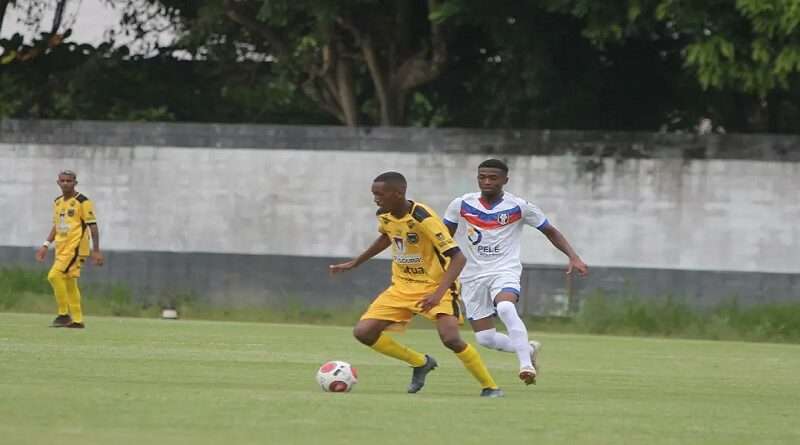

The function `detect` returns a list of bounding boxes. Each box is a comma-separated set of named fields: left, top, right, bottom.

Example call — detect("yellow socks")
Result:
left=371, top=336, right=498, bottom=390
left=456, top=344, right=499, bottom=389
left=46, top=269, right=83, bottom=323
left=371, top=334, right=427, bottom=367
left=46, top=268, right=69, bottom=316
left=65, top=277, right=83, bottom=324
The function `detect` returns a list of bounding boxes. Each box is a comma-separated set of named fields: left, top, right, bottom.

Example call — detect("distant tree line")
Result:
left=2, top=0, right=800, bottom=133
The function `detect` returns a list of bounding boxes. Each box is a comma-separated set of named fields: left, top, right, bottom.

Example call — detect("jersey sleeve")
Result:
left=521, top=199, right=548, bottom=230
left=82, top=199, right=97, bottom=224
left=442, top=198, right=461, bottom=228
left=420, top=214, right=460, bottom=253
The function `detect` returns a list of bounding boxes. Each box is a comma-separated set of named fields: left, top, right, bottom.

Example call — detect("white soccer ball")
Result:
left=316, top=360, right=358, bottom=392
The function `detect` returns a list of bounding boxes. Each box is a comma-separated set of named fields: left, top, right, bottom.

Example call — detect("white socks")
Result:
left=496, top=301, right=534, bottom=369
left=475, top=328, right=515, bottom=352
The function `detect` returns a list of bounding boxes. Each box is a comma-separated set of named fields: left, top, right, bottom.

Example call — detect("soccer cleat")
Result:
left=49, top=314, right=72, bottom=328
left=519, top=366, right=537, bottom=385
left=480, top=388, right=505, bottom=398
left=407, top=355, right=437, bottom=393
left=64, top=321, right=85, bottom=329
left=529, top=339, right=542, bottom=372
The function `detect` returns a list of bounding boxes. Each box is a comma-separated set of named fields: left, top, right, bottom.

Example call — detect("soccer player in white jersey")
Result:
left=443, top=159, right=588, bottom=385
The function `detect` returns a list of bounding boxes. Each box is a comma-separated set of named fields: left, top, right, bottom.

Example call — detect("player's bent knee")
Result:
left=352, top=325, right=378, bottom=346
left=495, top=300, right=516, bottom=317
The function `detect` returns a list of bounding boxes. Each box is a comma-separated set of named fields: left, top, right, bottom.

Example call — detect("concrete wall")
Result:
left=1, top=119, right=798, bottom=311
left=2, top=246, right=797, bottom=315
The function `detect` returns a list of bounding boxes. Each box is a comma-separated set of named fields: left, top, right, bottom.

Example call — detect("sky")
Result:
left=1, top=0, right=175, bottom=52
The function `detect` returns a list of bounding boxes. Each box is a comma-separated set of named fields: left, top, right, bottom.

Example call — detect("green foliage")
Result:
left=574, top=293, right=800, bottom=342
left=0, top=34, right=331, bottom=124
left=3, top=267, right=799, bottom=343
left=5, top=0, right=800, bottom=132
left=712, top=299, right=800, bottom=341
left=0, top=267, right=51, bottom=309
left=548, top=0, right=800, bottom=131
left=428, top=0, right=465, bottom=24
left=431, top=0, right=691, bottom=130
left=576, top=294, right=705, bottom=336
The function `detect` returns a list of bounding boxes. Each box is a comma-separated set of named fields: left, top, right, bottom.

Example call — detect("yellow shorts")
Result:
left=53, top=253, right=86, bottom=278
left=360, top=283, right=464, bottom=329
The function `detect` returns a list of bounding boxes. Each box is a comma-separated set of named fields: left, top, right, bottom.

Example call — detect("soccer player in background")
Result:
left=329, top=172, right=505, bottom=397
left=36, top=170, right=104, bottom=328
left=443, top=159, right=588, bottom=385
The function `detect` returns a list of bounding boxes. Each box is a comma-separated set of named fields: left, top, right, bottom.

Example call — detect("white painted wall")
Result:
left=2, top=143, right=798, bottom=273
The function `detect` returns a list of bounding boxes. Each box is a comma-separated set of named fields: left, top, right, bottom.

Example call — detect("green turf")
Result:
left=1, top=313, right=798, bottom=445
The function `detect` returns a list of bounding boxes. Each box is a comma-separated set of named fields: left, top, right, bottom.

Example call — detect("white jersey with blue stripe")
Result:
left=443, top=191, right=548, bottom=280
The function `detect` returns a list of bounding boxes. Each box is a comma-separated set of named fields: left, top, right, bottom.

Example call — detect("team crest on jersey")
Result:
left=67, top=209, right=75, bottom=217
left=393, top=237, right=405, bottom=253
left=467, top=226, right=483, bottom=245
left=406, top=232, right=419, bottom=244
left=498, top=213, right=509, bottom=225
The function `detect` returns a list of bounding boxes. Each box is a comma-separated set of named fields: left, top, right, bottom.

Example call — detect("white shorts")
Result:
left=460, top=274, right=521, bottom=321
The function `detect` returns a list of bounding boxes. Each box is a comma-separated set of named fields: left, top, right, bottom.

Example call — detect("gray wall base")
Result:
left=2, top=246, right=796, bottom=315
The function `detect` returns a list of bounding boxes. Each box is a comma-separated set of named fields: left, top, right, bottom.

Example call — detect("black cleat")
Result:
left=480, top=388, right=505, bottom=398
left=64, top=321, right=85, bottom=329
left=407, top=355, right=437, bottom=394
left=50, top=314, right=72, bottom=328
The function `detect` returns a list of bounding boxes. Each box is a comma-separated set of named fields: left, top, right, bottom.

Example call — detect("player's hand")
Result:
left=329, top=260, right=358, bottom=276
left=416, top=293, right=444, bottom=313
left=92, top=251, right=104, bottom=267
left=566, top=257, right=588, bottom=276
left=35, top=247, right=47, bottom=261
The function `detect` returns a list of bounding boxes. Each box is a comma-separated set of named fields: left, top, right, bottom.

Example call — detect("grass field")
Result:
left=1, top=312, right=799, bottom=445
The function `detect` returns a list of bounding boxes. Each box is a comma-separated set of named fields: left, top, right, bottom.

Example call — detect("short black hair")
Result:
left=478, top=159, right=508, bottom=174
left=373, top=171, right=407, bottom=188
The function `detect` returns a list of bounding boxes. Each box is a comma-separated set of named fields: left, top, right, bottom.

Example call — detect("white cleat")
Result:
left=519, top=366, right=537, bottom=385
left=529, top=339, right=542, bottom=372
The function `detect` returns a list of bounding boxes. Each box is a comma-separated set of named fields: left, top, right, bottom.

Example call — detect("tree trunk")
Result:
left=228, top=0, right=447, bottom=127
left=340, top=0, right=446, bottom=127
left=335, top=58, right=359, bottom=126
left=0, top=0, right=10, bottom=37
left=51, top=0, right=69, bottom=35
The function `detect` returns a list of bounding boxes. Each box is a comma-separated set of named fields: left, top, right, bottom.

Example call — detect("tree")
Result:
left=140, top=0, right=457, bottom=127
left=542, top=0, right=800, bottom=132
left=0, top=0, right=69, bottom=40
left=411, top=0, right=692, bottom=131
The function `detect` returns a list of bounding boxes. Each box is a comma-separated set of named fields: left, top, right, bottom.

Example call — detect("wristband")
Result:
left=42, top=240, right=51, bottom=248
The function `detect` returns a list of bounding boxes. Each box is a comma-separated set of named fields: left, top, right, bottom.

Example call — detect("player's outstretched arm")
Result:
left=540, top=224, right=588, bottom=276
left=329, top=234, right=392, bottom=276
left=35, top=226, right=56, bottom=261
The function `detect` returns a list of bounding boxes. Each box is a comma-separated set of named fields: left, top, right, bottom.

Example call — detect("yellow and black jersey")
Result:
left=377, top=201, right=461, bottom=292
left=53, top=193, right=96, bottom=257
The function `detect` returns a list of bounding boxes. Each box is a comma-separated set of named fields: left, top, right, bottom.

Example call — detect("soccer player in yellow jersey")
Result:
left=330, top=172, right=504, bottom=397
left=35, top=170, right=104, bottom=328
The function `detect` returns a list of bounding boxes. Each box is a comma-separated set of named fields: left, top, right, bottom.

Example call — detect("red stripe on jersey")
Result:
left=461, top=210, right=522, bottom=229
